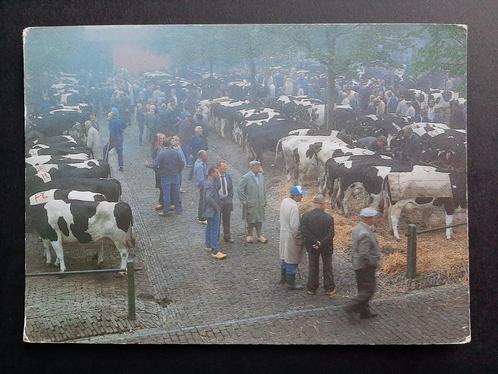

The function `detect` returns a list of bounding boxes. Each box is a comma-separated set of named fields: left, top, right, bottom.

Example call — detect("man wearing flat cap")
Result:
left=237, top=160, right=268, bottom=244
left=279, top=185, right=305, bottom=290
left=344, top=207, right=381, bottom=319
left=300, top=194, right=336, bottom=296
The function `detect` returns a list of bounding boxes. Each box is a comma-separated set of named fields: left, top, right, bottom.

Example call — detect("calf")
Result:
left=31, top=200, right=135, bottom=272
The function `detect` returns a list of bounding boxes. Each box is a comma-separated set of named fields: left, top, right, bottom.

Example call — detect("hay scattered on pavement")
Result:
left=278, top=180, right=469, bottom=279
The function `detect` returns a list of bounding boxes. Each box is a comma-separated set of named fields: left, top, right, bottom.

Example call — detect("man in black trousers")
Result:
left=300, top=194, right=336, bottom=297
left=214, top=160, right=234, bottom=243
left=343, top=207, right=380, bottom=319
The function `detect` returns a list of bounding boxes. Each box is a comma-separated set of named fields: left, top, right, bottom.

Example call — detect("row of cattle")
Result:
left=28, top=74, right=93, bottom=139
left=199, top=94, right=467, bottom=241
left=25, top=134, right=135, bottom=273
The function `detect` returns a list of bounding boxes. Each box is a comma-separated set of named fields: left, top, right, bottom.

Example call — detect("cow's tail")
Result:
left=381, top=176, right=392, bottom=218
left=273, top=136, right=285, bottom=167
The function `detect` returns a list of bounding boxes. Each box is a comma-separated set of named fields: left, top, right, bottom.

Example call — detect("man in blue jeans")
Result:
left=145, top=137, right=184, bottom=216
left=202, top=166, right=227, bottom=260
left=103, top=107, right=127, bottom=171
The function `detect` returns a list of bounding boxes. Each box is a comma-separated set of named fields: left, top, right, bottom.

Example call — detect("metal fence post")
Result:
left=127, top=259, right=136, bottom=320
left=406, top=224, right=417, bottom=279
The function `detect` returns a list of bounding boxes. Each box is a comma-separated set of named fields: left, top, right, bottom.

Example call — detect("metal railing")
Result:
left=405, top=222, right=467, bottom=279
left=26, top=259, right=141, bottom=320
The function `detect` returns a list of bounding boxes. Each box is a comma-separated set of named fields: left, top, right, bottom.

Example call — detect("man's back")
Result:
left=301, top=208, right=334, bottom=249
left=155, top=148, right=184, bottom=176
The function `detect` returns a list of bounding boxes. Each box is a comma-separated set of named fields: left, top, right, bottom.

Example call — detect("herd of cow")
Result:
left=199, top=92, right=467, bottom=241
left=25, top=75, right=135, bottom=273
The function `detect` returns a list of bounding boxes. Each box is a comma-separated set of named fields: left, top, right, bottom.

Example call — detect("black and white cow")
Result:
left=353, top=114, right=410, bottom=141
left=293, top=141, right=374, bottom=185
left=245, top=118, right=302, bottom=164
left=384, top=166, right=467, bottom=240
left=27, top=177, right=122, bottom=202
left=25, top=153, right=90, bottom=166
left=27, top=109, right=85, bottom=137
left=210, top=99, right=254, bottom=139
left=323, top=154, right=398, bottom=212
left=409, top=123, right=466, bottom=170
left=26, top=143, right=92, bottom=158
left=329, top=105, right=356, bottom=132
left=274, top=134, right=347, bottom=181
left=274, top=95, right=325, bottom=128
left=25, top=160, right=111, bottom=183
left=31, top=200, right=135, bottom=272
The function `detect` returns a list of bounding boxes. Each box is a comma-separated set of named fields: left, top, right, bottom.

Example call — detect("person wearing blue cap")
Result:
left=279, top=185, right=305, bottom=290
left=344, top=207, right=381, bottom=319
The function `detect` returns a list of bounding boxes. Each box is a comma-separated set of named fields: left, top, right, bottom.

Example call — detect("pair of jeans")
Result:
left=307, top=250, right=335, bottom=292
left=161, top=174, right=182, bottom=214
left=170, top=169, right=183, bottom=202
left=205, top=211, right=221, bottom=253
left=103, top=142, right=124, bottom=168
left=280, top=259, right=298, bottom=275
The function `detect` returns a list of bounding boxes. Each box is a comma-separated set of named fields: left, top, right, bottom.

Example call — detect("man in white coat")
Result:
left=279, top=185, right=305, bottom=290
left=85, top=120, right=101, bottom=159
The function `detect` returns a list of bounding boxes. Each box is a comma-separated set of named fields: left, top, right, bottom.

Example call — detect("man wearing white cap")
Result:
left=279, top=185, right=305, bottom=290
left=237, top=160, right=268, bottom=243
left=344, top=207, right=381, bottom=319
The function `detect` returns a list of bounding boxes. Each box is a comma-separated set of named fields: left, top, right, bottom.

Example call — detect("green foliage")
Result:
left=409, top=25, right=467, bottom=79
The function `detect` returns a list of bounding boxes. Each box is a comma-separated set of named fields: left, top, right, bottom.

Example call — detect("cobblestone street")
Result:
left=24, top=121, right=470, bottom=344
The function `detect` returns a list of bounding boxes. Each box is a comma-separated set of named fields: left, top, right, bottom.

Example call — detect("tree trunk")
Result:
left=325, top=29, right=338, bottom=130
left=248, top=57, right=257, bottom=101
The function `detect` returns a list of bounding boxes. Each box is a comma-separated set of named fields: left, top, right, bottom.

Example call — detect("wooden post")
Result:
left=406, top=224, right=417, bottom=279
left=127, top=259, right=136, bottom=320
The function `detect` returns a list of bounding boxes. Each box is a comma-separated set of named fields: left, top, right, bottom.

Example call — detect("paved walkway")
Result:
left=24, top=118, right=470, bottom=344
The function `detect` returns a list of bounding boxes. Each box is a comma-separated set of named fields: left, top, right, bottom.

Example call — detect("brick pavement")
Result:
left=24, top=117, right=470, bottom=344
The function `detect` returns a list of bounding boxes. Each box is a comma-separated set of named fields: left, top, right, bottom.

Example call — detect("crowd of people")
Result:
left=31, top=66, right=467, bottom=322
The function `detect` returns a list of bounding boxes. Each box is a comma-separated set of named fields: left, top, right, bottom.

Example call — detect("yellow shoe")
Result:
left=211, top=251, right=227, bottom=260
left=246, top=236, right=254, bottom=243
left=257, top=235, right=268, bottom=243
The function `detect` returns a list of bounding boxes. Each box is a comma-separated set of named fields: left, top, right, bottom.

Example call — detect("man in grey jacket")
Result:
left=344, top=207, right=381, bottom=319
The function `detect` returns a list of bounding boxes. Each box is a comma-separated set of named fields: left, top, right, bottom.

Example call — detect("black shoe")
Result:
left=360, top=312, right=378, bottom=319
left=287, top=274, right=304, bottom=290
left=343, top=304, right=359, bottom=316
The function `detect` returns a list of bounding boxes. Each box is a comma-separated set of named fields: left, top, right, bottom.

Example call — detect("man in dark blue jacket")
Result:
left=145, top=137, right=185, bottom=216
left=188, top=126, right=209, bottom=180
left=103, top=108, right=127, bottom=171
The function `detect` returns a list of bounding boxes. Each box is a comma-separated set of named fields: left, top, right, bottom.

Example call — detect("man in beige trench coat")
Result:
left=279, top=185, right=305, bottom=290
left=237, top=160, right=268, bottom=244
